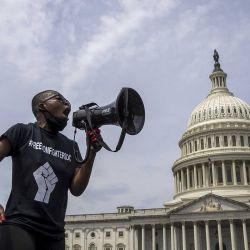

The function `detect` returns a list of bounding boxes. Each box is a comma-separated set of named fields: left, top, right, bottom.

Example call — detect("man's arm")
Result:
left=0, top=138, right=10, bottom=223
left=0, top=137, right=11, bottom=162
left=70, top=147, right=96, bottom=196
left=70, top=129, right=102, bottom=196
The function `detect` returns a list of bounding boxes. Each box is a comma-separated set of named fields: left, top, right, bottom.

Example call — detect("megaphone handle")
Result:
left=84, top=103, right=128, bottom=152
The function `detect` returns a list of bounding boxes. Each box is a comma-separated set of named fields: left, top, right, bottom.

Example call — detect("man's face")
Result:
left=42, top=92, right=71, bottom=120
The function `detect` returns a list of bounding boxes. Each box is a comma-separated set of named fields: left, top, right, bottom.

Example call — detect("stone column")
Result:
left=212, top=162, right=216, bottom=186
left=130, top=226, right=135, bottom=250
left=232, top=161, right=237, bottom=185
left=142, top=225, right=145, bottom=250
left=187, top=167, right=190, bottom=190
left=174, top=226, right=178, bottom=250
left=67, top=229, right=73, bottom=250
left=152, top=225, right=156, bottom=250
left=193, top=222, right=198, bottom=250
left=163, top=224, right=167, bottom=250
left=177, top=172, right=180, bottom=193
left=242, top=220, right=249, bottom=250
left=202, top=163, right=206, bottom=187
left=194, top=165, right=198, bottom=188
left=222, top=161, right=226, bottom=186
left=114, top=227, right=117, bottom=250
left=171, top=224, right=175, bottom=250
left=230, top=220, right=236, bottom=250
left=125, top=228, right=130, bottom=250
left=174, top=174, right=177, bottom=193
left=135, top=228, right=139, bottom=250
left=205, top=221, right=211, bottom=250
left=182, top=222, right=187, bottom=250
left=206, top=164, right=210, bottom=186
left=217, top=220, right=223, bottom=250
left=181, top=169, right=184, bottom=191
left=84, top=230, right=88, bottom=250
left=243, top=161, right=248, bottom=185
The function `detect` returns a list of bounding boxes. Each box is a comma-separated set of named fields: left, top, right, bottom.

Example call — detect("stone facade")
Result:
left=65, top=51, right=250, bottom=250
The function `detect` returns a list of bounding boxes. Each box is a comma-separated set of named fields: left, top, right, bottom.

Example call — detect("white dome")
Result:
left=187, top=63, right=250, bottom=128
left=188, top=91, right=250, bottom=128
left=170, top=51, right=250, bottom=206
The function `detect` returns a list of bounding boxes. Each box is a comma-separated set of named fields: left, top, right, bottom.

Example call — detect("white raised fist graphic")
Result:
left=33, top=162, right=58, bottom=203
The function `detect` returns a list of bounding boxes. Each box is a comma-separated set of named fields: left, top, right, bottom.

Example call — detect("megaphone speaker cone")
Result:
left=116, top=88, right=145, bottom=135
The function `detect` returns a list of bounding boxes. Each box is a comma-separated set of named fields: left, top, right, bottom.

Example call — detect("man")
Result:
left=0, top=90, right=102, bottom=250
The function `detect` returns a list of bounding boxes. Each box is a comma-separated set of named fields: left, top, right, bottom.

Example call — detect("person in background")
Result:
left=0, top=90, right=102, bottom=250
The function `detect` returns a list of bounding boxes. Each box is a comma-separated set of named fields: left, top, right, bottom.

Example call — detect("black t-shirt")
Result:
left=1, top=123, right=82, bottom=239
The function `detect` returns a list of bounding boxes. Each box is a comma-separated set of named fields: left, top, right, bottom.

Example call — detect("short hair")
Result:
left=32, top=90, right=59, bottom=118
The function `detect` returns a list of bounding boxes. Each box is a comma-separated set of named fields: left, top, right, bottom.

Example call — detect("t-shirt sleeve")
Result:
left=1, top=123, right=31, bottom=156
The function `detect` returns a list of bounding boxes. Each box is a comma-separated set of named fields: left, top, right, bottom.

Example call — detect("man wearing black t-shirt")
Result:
left=0, top=90, right=102, bottom=250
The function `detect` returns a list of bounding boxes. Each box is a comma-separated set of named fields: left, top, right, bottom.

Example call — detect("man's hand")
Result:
left=0, top=205, right=5, bottom=223
left=86, top=128, right=102, bottom=152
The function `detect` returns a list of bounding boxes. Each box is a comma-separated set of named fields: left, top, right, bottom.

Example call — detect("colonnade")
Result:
left=174, top=160, right=250, bottom=194
left=181, top=134, right=250, bottom=156
left=130, top=219, right=249, bottom=250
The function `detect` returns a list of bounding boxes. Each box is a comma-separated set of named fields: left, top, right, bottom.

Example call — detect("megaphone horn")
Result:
left=72, top=87, right=145, bottom=135
left=72, top=87, right=145, bottom=163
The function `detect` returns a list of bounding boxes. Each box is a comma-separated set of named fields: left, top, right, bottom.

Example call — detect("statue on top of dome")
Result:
left=213, top=49, right=219, bottom=63
left=213, top=49, right=223, bottom=72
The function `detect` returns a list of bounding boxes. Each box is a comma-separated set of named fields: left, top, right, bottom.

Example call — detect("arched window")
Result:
left=189, top=142, right=192, bottom=153
left=224, top=136, right=228, bottom=147
left=215, top=136, right=220, bottom=147
left=232, top=135, right=236, bottom=146
left=217, top=162, right=223, bottom=184
left=225, top=161, right=232, bottom=183
left=208, top=137, right=212, bottom=148
left=240, top=136, right=245, bottom=146
left=233, top=107, right=237, bottom=114
left=194, top=141, right=198, bottom=151
left=200, top=139, right=204, bottom=150
left=236, top=161, right=242, bottom=184
left=104, top=243, right=112, bottom=250
left=89, top=243, right=96, bottom=250
left=74, top=244, right=81, bottom=250
left=117, top=243, right=125, bottom=250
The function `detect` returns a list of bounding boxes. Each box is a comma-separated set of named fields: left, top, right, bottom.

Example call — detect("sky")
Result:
left=0, top=0, right=250, bottom=215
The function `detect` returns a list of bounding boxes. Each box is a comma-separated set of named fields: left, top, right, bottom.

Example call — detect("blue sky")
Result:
left=0, top=0, right=250, bottom=215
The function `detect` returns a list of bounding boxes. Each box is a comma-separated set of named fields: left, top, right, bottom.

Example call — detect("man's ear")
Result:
left=38, top=103, right=46, bottom=111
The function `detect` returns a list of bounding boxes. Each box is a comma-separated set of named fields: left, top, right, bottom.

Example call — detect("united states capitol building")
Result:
left=65, top=51, right=250, bottom=250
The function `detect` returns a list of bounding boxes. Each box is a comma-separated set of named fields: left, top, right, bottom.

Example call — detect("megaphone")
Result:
left=72, top=87, right=145, bottom=135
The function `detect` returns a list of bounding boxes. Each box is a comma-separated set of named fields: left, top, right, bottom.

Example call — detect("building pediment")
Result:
left=170, top=193, right=250, bottom=215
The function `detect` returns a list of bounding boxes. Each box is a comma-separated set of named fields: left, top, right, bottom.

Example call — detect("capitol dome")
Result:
left=166, top=50, right=250, bottom=208
left=188, top=60, right=250, bottom=129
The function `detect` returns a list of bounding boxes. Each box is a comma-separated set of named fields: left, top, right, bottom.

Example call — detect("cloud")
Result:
left=0, top=1, right=52, bottom=83
left=61, top=0, right=178, bottom=92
